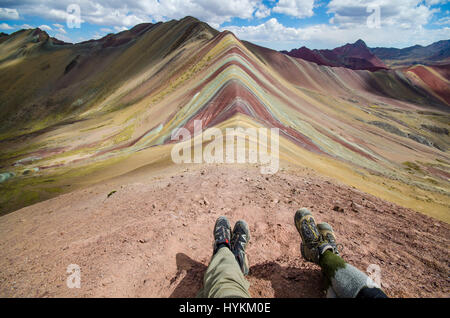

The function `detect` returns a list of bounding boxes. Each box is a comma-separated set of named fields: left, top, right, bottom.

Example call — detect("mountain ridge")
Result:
left=370, top=39, right=450, bottom=67
left=281, top=39, right=389, bottom=71
left=3, top=21, right=448, bottom=69
left=0, top=17, right=449, bottom=219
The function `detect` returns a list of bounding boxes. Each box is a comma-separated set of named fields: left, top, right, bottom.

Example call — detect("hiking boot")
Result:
left=317, top=222, right=340, bottom=256
left=294, top=208, right=336, bottom=264
left=213, top=216, right=231, bottom=254
left=230, top=220, right=250, bottom=276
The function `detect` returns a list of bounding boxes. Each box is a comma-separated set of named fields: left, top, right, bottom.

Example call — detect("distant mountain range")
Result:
left=281, top=39, right=388, bottom=71
left=371, top=40, right=450, bottom=67
left=3, top=26, right=448, bottom=72
left=281, top=39, right=450, bottom=71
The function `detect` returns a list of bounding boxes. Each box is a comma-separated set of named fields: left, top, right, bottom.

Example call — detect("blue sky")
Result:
left=0, top=0, right=449, bottom=50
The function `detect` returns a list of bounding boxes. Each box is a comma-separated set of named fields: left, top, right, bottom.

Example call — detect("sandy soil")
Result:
left=0, top=163, right=448, bottom=298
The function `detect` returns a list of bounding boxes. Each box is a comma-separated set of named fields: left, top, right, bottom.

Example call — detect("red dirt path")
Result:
left=0, top=164, right=448, bottom=297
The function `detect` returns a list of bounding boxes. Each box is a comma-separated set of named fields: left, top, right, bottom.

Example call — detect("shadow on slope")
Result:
left=169, top=253, right=324, bottom=298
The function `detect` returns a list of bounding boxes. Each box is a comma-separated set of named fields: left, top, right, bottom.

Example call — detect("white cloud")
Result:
left=86, top=7, right=145, bottom=27
left=114, top=26, right=128, bottom=32
left=424, top=0, right=449, bottom=5
left=20, top=24, right=33, bottom=29
left=223, top=17, right=450, bottom=50
left=225, top=18, right=302, bottom=43
left=54, top=32, right=73, bottom=43
left=434, top=16, right=450, bottom=25
left=273, top=0, right=315, bottom=18
left=137, top=0, right=263, bottom=25
left=0, top=8, right=19, bottom=20
left=6, top=0, right=265, bottom=30
left=52, top=23, right=67, bottom=34
left=2, top=0, right=449, bottom=49
left=0, top=22, right=13, bottom=30
left=39, top=24, right=52, bottom=31
left=255, top=3, right=271, bottom=19
left=327, top=0, right=438, bottom=29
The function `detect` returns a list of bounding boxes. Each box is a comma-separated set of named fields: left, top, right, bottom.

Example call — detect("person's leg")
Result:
left=319, top=250, right=386, bottom=298
left=197, top=217, right=251, bottom=298
left=198, top=246, right=250, bottom=298
left=294, top=208, right=387, bottom=298
left=317, top=222, right=387, bottom=298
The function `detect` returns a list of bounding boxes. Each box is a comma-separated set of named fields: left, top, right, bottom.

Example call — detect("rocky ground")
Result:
left=0, top=163, right=448, bottom=297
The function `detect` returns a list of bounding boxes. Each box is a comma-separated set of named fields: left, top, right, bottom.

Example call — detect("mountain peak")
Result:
left=281, top=39, right=387, bottom=71
left=180, top=16, right=201, bottom=23
left=354, top=39, right=367, bottom=47
left=32, top=28, right=50, bottom=42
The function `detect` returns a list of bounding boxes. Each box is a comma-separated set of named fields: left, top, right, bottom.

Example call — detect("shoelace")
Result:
left=215, top=226, right=229, bottom=243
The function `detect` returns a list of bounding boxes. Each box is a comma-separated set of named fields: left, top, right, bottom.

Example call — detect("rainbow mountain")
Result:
left=0, top=16, right=449, bottom=222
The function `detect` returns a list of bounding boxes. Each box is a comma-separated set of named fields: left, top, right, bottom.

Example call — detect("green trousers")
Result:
left=197, top=247, right=251, bottom=298
left=197, top=248, right=383, bottom=298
